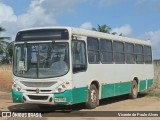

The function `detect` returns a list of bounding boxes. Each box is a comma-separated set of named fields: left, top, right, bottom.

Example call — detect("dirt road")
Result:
left=0, top=91, right=160, bottom=120
left=0, top=65, right=12, bottom=91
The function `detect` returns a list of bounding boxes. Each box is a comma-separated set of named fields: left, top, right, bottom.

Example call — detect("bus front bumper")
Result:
left=12, top=89, right=72, bottom=105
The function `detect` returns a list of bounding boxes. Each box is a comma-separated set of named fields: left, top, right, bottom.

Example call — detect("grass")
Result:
left=142, top=87, right=160, bottom=98
left=0, top=64, right=12, bottom=92
left=147, top=92, right=160, bottom=97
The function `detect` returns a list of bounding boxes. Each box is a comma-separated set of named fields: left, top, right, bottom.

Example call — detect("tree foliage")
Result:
left=92, top=24, right=123, bottom=36
left=0, top=27, right=13, bottom=64
left=92, top=24, right=111, bottom=33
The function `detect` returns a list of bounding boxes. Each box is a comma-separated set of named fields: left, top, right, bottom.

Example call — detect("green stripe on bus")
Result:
left=101, top=82, right=131, bottom=99
left=54, top=90, right=72, bottom=105
left=101, top=84, right=114, bottom=98
left=54, top=87, right=88, bottom=105
left=115, top=83, right=119, bottom=96
left=139, top=79, right=153, bottom=91
left=12, top=89, right=23, bottom=103
left=118, top=82, right=131, bottom=95
left=101, top=79, right=153, bottom=99
left=72, top=87, right=88, bottom=104
left=147, top=79, right=153, bottom=88
left=139, top=80, right=147, bottom=91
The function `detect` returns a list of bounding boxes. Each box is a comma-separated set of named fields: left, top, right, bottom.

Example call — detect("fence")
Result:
left=154, top=60, right=160, bottom=88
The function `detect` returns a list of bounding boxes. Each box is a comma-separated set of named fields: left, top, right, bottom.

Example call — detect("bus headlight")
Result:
left=55, top=84, right=66, bottom=93
left=54, top=81, right=70, bottom=93
left=12, top=82, right=22, bottom=92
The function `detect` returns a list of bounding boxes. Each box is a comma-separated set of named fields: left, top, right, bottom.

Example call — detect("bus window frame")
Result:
left=72, top=39, right=88, bottom=74
left=100, top=39, right=113, bottom=64
left=113, top=41, right=125, bottom=64
left=87, top=37, right=100, bottom=64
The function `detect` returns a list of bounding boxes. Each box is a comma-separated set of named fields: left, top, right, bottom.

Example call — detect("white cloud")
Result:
left=0, top=2, right=17, bottom=24
left=0, top=0, right=55, bottom=40
left=0, top=0, right=88, bottom=40
left=17, top=2, right=54, bottom=28
left=111, top=24, right=132, bottom=36
left=80, top=22, right=93, bottom=30
left=139, top=30, right=160, bottom=59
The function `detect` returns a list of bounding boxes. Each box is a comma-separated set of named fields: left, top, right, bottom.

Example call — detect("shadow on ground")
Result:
left=99, top=92, right=148, bottom=107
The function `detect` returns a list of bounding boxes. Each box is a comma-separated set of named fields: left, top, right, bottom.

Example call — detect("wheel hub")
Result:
left=133, top=83, right=137, bottom=95
left=91, top=89, right=97, bottom=103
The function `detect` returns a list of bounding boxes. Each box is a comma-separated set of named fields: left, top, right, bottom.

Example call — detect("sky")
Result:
left=0, top=0, right=160, bottom=59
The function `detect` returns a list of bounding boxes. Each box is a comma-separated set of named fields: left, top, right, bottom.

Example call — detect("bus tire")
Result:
left=85, top=84, right=98, bottom=109
left=129, top=80, right=138, bottom=99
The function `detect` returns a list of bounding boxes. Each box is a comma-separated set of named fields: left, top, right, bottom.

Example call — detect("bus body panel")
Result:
left=72, top=64, right=153, bottom=100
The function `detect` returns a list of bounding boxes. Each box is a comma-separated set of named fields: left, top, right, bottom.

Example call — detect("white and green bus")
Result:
left=12, top=27, right=153, bottom=109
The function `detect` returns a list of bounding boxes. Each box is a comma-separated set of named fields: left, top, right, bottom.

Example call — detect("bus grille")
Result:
left=26, top=89, right=52, bottom=93
left=28, top=95, right=48, bottom=100
left=20, top=81, right=57, bottom=87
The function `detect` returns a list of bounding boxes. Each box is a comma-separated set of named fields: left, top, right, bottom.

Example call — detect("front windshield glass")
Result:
left=13, top=42, right=69, bottom=78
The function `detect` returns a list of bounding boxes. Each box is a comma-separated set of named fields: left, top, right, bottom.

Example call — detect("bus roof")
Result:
left=18, top=26, right=151, bottom=46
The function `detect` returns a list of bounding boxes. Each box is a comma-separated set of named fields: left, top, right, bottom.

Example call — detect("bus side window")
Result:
left=100, top=39, right=113, bottom=64
left=72, top=40, right=87, bottom=73
left=125, top=43, right=134, bottom=64
left=143, top=46, right=152, bottom=64
left=87, top=37, right=100, bottom=64
left=113, top=41, right=125, bottom=64
left=134, top=44, right=144, bottom=64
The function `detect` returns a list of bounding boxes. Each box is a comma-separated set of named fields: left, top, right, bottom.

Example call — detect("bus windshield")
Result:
left=13, top=42, right=69, bottom=78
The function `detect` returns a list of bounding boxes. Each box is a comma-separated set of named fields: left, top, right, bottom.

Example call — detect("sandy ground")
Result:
left=0, top=91, right=160, bottom=120
left=0, top=65, right=12, bottom=92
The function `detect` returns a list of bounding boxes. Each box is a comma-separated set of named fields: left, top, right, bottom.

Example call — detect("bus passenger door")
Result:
left=71, top=39, right=88, bottom=104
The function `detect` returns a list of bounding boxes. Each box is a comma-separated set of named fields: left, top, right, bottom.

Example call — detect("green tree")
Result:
left=0, top=27, right=10, bottom=54
left=0, top=27, right=12, bottom=64
left=92, top=24, right=111, bottom=33
left=92, top=24, right=120, bottom=35
left=0, top=42, right=14, bottom=64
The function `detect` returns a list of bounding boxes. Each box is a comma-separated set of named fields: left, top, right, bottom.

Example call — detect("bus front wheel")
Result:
left=129, top=80, right=138, bottom=99
left=85, top=84, right=99, bottom=109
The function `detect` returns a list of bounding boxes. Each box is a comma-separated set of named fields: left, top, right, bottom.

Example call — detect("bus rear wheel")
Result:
left=85, top=84, right=99, bottom=109
left=129, top=80, right=138, bottom=99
